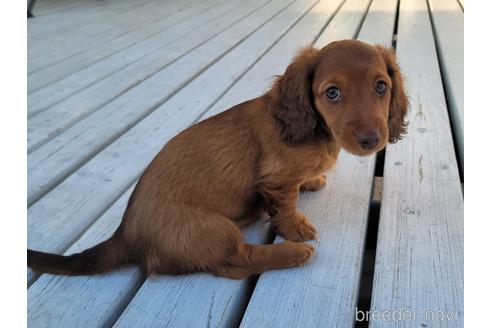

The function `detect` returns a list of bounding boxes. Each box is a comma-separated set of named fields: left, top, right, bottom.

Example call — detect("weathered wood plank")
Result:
left=28, top=0, right=209, bottom=78
left=428, top=0, right=464, bottom=170
left=28, top=0, right=172, bottom=57
left=28, top=0, right=188, bottom=47
left=28, top=0, right=213, bottom=92
left=26, top=0, right=283, bottom=204
left=29, top=0, right=106, bottom=20
left=239, top=1, right=399, bottom=327
left=33, top=0, right=91, bottom=17
left=27, top=0, right=238, bottom=118
left=26, top=0, right=274, bottom=152
left=28, top=0, right=156, bottom=40
left=26, top=0, right=318, bottom=285
left=28, top=0, right=203, bottom=63
left=113, top=1, right=346, bottom=326
left=369, top=0, right=463, bottom=327
left=28, top=0, right=142, bottom=41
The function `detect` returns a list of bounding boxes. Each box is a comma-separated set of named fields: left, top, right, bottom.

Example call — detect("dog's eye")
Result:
left=375, top=81, right=387, bottom=94
left=325, top=86, right=341, bottom=101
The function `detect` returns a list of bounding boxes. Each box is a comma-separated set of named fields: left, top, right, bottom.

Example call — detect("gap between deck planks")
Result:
left=28, top=0, right=338, bottom=325
left=239, top=0, right=398, bottom=327
left=369, top=0, right=463, bottom=327
left=427, top=0, right=464, bottom=173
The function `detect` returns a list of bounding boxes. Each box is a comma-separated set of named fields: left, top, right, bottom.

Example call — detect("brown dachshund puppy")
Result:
left=28, top=40, right=408, bottom=279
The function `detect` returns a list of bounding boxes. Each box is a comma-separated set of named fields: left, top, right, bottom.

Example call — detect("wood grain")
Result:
left=428, top=0, right=464, bottom=169
left=26, top=0, right=265, bottom=146
left=369, top=0, right=463, bottom=327
left=28, top=0, right=218, bottom=93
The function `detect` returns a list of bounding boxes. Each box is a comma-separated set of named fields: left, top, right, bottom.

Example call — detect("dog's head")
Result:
left=271, top=39, right=409, bottom=156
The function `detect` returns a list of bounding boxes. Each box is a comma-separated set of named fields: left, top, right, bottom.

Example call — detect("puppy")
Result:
left=28, top=40, right=408, bottom=279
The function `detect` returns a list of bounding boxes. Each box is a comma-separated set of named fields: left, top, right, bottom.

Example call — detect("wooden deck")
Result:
left=27, top=0, right=464, bottom=327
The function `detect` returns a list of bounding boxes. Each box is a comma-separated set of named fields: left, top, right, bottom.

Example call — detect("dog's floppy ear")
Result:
left=376, top=45, right=409, bottom=143
left=271, top=46, right=319, bottom=145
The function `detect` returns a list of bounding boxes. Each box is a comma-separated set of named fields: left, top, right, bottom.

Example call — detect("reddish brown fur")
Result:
left=27, top=40, right=408, bottom=279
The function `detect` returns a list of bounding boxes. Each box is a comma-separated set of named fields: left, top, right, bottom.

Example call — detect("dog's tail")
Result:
left=27, top=233, right=128, bottom=276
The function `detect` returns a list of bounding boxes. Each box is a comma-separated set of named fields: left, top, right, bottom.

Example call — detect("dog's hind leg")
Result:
left=146, top=209, right=314, bottom=279
left=212, top=240, right=315, bottom=279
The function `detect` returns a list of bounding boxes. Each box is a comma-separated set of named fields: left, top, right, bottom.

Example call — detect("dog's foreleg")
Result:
left=300, top=174, right=327, bottom=191
left=263, top=186, right=317, bottom=242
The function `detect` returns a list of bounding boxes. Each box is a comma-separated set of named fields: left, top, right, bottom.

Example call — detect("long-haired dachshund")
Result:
left=28, top=40, right=408, bottom=279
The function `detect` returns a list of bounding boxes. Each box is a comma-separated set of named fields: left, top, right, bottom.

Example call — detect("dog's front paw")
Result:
left=300, top=174, right=326, bottom=192
left=277, top=215, right=317, bottom=242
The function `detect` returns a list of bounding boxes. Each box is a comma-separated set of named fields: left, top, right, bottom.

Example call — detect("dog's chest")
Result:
left=311, top=143, right=340, bottom=174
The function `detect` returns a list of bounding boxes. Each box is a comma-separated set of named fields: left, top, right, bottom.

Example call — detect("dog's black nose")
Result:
left=356, top=130, right=380, bottom=150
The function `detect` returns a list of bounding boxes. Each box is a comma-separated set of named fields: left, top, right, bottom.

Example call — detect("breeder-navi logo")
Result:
left=355, top=307, right=458, bottom=323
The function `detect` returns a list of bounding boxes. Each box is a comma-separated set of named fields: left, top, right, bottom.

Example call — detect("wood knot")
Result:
left=404, top=207, right=418, bottom=216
